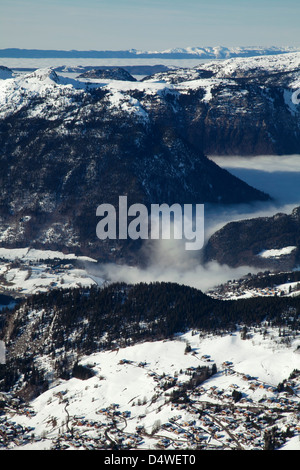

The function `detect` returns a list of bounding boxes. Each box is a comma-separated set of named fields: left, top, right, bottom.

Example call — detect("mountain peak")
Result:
left=78, top=67, right=137, bottom=82
left=25, top=67, right=60, bottom=84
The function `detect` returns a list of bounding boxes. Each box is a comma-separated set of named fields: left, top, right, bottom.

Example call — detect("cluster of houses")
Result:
left=208, top=280, right=285, bottom=300
left=207, top=272, right=300, bottom=300
left=0, top=347, right=299, bottom=450
left=0, top=416, right=35, bottom=448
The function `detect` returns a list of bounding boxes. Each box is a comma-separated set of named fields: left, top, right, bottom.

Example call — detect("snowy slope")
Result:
left=259, top=246, right=297, bottom=259
left=0, top=66, right=175, bottom=122
left=202, top=52, right=300, bottom=79
left=0, top=247, right=96, bottom=263
left=145, top=52, right=300, bottom=88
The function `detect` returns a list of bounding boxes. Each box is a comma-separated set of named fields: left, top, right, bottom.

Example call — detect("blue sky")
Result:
left=2, top=0, right=300, bottom=50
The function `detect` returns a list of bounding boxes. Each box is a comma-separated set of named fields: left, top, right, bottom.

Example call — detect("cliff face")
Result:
left=144, top=52, right=300, bottom=156
left=204, top=207, right=300, bottom=270
left=0, top=65, right=274, bottom=262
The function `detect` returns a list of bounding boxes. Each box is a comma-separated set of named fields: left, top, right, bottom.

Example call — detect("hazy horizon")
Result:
left=2, top=0, right=300, bottom=51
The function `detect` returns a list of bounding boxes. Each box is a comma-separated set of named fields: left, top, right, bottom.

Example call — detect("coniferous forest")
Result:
left=2, top=281, right=300, bottom=350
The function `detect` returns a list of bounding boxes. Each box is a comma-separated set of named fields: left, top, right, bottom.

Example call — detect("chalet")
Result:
left=201, top=355, right=210, bottom=361
left=222, top=361, right=233, bottom=368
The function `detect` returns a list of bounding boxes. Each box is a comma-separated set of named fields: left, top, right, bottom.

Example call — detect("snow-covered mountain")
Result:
left=143, top=45, right=300, bottom=59
left=143, top=51, right=300, bottom=86
left=1, top=60, right=277, bottom=262
left=0, top=52, right=300, bottom=261
left=77, top=67, right=137, bottom=81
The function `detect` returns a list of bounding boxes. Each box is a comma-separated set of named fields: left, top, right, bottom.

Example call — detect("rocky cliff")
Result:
left=143, top=52, right=300, bottom=156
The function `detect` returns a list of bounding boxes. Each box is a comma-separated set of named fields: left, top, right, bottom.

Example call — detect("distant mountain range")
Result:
left=1, top=46, right=300, bottom=59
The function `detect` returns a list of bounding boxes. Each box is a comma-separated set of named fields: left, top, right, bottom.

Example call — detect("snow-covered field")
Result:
left=0, top=247, right=102, bottom=296
left=0, top=247, right=96, bottom=263
left=259, top=247, right=297, bottom=259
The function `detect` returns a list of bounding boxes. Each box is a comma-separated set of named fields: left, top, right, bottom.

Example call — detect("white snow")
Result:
left=202, top=52, right=300, bottom=83
left=279, top=436, right=300, bottom=450
left=2, top=51, right=300, bottom=121
left=259, top=246, right=297, bottom=259
left=157, top=46, right=300, bottom=59
left=0, top=248, right=101, bottom=295
left=0, top=247, right=96, bottom=263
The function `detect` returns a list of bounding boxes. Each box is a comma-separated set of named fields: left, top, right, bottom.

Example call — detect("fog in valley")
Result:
left=89, top=155, right=300, bottom=291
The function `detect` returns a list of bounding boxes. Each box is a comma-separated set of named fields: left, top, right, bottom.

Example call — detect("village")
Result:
left=0, top=340, right=299, bottom=451
left=0, top=254, right=98, bottom=298
left=207, top=271, right=300, bottom=300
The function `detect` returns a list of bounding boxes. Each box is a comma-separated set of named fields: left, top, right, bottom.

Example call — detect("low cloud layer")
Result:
left=89, top=155, right=300, bottom=292
left=92, top=238, right=258, bottom=292
left=206, top=155, right=300, bottom=236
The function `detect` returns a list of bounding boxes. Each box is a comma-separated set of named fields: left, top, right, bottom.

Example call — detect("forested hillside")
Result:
left=1, top=281, right=299, bottom=400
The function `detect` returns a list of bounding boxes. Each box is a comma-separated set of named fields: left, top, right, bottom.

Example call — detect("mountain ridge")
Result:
left=1, top=46, right=300, bottom=59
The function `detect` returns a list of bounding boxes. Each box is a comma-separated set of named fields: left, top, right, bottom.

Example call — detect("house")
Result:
left=222, top=361, right=233, bottom=368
